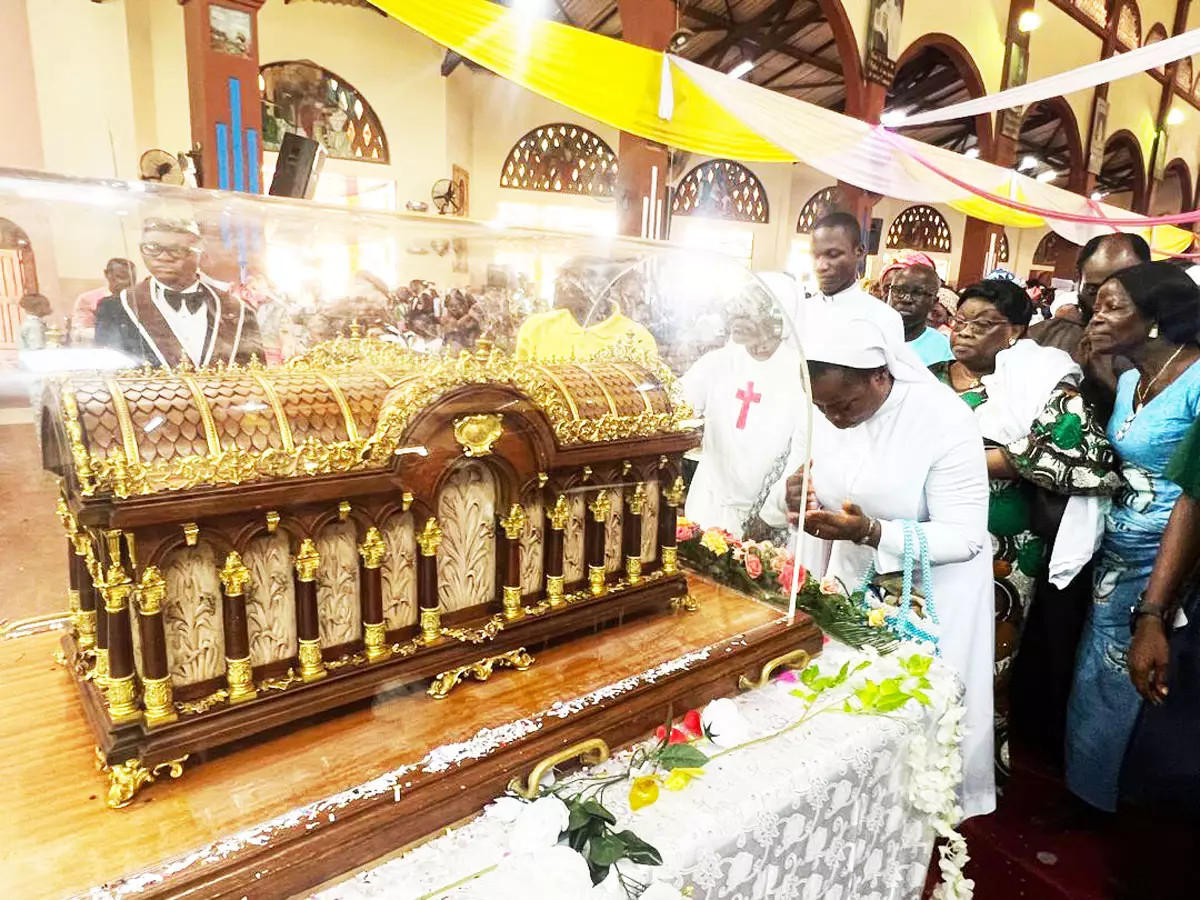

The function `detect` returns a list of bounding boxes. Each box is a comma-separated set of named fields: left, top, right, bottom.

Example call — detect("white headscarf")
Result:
left=802, top=304, right=937, bottom=385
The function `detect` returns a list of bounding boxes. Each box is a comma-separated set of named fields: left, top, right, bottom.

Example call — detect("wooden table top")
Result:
left=1, top=577, right=785, bottom=900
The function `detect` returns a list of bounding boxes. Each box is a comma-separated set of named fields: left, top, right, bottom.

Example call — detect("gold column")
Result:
left=137, top=567, right=177, bottom=727
left=587, top=492, right=611, bottom=597
left=219, top=552, right=257, bottom=704
left=545, top=494, right=569, bottom=606
left=499, top=503, right=527, bottom=621
left=294, top=539, right=326, bottom=682
left=101, top=534, right=141, bottom=725
left=358, top=527, right=390, bottom=663
left=661, top=476, right=685, bottom=576
left=625, top=483, right=646, bottom=585
left=417, top=518, right=443, bottom=643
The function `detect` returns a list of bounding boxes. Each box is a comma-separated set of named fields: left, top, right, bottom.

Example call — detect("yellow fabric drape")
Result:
left=370, top=0, right=793, bottom=161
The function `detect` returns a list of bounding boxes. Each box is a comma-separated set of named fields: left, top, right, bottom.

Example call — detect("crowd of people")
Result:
left=680, top=215, right=1200, bottom=865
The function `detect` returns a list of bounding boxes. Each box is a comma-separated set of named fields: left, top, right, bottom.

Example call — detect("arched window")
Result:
left=1033, top=231, right=1077, bottom=267
left=997, top=232, right=1010, bottom=264
left=1116, top=2, right=1142, bottom=49
left=886, top=205, right=953, bottom=254
left=260, top=61, right=388, bottom=163
left=499, top=123, right=618, bottom=197
left=1177, top=56, right=1194, bottom=92
left=672, top=159, right=769, bottom=224
left=1145, top=23, right=1168, bottom=72
left=796, top=186, right=842, bottom=234
left=1075, top=0, right=1109, bottom=29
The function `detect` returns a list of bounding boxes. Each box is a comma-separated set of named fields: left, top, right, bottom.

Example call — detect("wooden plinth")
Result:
left=2, top=577, right=820, bottom=900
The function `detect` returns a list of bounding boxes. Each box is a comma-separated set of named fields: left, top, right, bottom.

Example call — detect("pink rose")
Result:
left=745, top=553, right=763, bottom=579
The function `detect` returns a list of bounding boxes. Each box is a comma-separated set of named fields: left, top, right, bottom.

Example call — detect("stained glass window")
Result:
left=260, top=61, right=388, bottom=163
left=672, top=160, right=769, bottom=224
left=796, top=186, right=843, bottom=234
left=885, top=205, right=953, bottom=253
left=1116, top=2, right=1142, bottom=49
left=1075, top=0, right=1109, bottom=29
left=499, top=124, right=618, bottom=197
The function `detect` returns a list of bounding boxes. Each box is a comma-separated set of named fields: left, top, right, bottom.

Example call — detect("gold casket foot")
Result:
left=427, top=648, right=534, bottom=700
left=102, top=755, right=189, bottom=809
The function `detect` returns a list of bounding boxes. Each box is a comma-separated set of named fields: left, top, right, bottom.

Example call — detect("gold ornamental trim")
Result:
left=358, top=527, right=387, bottom=569
left=588, top=565, right=608, bottom=597
left=546, top=574, right=565, bottom=606
left=661, top=545, right=679, bottom=575
left=363, top=622, right=389, bottom=662
left=628, top=482, right=646, bottom=516
left=531, top=364, right=579, bottom=418
left=548, top=494, right=570, bottom=530
left=178, top=373, right=222, bottom=456
left=248, top=371, right=296, bottom=452
left=502, top=585, right=524, bottom=621
left=104, top=376, right=141, bottom=467
left=298, top=638, right=327, bottom=682
left=94, top=646, right=110, bottom=687
left=420, top=607, right=442, bottom=643
left=226, top=656, right=257, bottom=703
left=106, top=674, right=141, bottom=725
left=219, top=552, right=251, bottom=596
left=665, top=476, right=686, bottom=508
left=142, top=674, right=177, bottom=727
left=59, top=386, right=97, bottom=494
left=427, top=648, right=533, bottom=700
left=103, top=755, right=188, bottom=809
left=315, top=373, right=361, bottom=443
left=625, top=555, right=642, bottom=585
left=417, top=518, right=443, bottom=557
left=77, top=609, right=97, bottom=651
left=500, top=503, right=527, bottom=541
left=453, top=414, right=504, bottom=457
left=588, top=491, right=611, bottom=523
left=138, top=567, right=167, bottom=616
left=294, top=539, right=320, bottom=582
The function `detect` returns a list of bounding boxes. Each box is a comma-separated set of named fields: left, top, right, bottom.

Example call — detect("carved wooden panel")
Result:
left=604, top=488, right=624, bottom=573
left=162, top=542, right=226, bottom=687
left=437, top=462, right=497, bottom=613
left=519, top=487, right=544, bottom=596
left=641, top=478, right=660, bottom=564
left=564, top=492, right=586, bottom=583
left=381, top=512, right=417, bottom=631
left=317, top=522, right=362, bottom=647
left=244, top=533, right=298, bottom=667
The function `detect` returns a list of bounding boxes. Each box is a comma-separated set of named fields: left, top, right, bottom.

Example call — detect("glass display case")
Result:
left=0, top=168, right=817, bottom=900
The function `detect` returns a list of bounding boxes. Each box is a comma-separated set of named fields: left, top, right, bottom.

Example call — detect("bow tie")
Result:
left=163, top=288, right=205, bottom=314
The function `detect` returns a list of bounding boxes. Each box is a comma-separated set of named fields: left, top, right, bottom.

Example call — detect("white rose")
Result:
left=701, top=697, right=750, bottom=748
left=485, top=796, right=527, bottom=824
left=508, top=795, right=570, bottom=855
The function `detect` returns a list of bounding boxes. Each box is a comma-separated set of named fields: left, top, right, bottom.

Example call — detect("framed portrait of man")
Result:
left=865, top=0, right=905, bottom=86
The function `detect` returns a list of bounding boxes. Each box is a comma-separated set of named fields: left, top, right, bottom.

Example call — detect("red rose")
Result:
left=682, top=709, right=703, bottom=737
left=654, top=724, right=690, bottom=745
left=745, top=553, right=763, bottom=579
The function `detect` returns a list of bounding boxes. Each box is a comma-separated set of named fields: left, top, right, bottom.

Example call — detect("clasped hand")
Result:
left=784, top=467, right=872, bottom=543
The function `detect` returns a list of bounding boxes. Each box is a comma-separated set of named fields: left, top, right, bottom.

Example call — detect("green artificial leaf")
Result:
left=831, top=661, right=851, bottom=687
left=588, top=832, right=628, bottom=867
left=569, top=817, right=602, bottom=853
left=799, top=664, right=821, bottom=687
left=901, top=654, right=933, bottom=678
left=657, top=743, right=709, bottom=770
left=874, top=692, right=913, bottom=713
left=567, top=799, right=591, bottom=832
left=910, top=689, right=931, bottom=706
left=856, top=680, right=880, bottom=709
left=580, top=798, right=617, bottom=825
left=854, top=660, right=872, bottom=674
left=879, top=677, right=901, bottom=696
left=790, top=688, right=818, bottom=702
left=616, top=830, right=664, bottom=866
left=842, top=699, right=854, bottom=713
left=587, top=859, right=611, bottom=887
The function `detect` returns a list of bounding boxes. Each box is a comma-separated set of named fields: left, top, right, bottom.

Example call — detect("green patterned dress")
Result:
left=955, top=381, right=1120, bottom=774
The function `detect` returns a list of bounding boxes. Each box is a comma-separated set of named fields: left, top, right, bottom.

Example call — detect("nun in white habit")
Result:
left=786, top=309, right=997, bottom=820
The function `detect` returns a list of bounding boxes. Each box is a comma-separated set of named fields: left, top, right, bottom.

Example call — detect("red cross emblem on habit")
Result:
left=735, top=381, right=761, bottom=430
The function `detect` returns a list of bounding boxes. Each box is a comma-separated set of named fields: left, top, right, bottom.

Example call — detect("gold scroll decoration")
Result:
left=453, top=414, right=503, bottom=457
left=427, top=648, right=533, bottom=700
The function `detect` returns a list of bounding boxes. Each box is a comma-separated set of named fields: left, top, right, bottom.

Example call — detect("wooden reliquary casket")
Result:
left=43, top=339, right=700, bottom=807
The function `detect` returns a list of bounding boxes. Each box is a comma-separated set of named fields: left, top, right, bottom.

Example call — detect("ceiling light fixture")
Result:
left=1018, top=155, right=1039, bottom=172
left=1036, top=169, right=1059, bottom=182
left=1017, top=10, right=1043, bottom=33
left=1168, top=107, right=1186, bottom=126
left=728, top=59, right=757, bottom=79
left=964, top=147, right=980, bottom=159
left=1090, top=190, right=1107, bottom=201
left=880, top=109, right=910, bottom=127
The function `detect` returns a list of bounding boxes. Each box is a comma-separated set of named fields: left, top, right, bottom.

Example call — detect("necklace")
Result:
left=950, top=362, right=981, bottom=392
left=1134, top=346, right=1185, bottom=410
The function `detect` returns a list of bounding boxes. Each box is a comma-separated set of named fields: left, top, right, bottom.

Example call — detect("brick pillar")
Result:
left=181, top=0, right=265, bottom=192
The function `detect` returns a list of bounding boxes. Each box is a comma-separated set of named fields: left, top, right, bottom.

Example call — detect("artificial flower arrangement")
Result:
left=675, top=518, right=909, bottom=652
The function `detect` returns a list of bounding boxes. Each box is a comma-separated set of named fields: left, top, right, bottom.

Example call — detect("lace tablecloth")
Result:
left=315, top=642, right=964, bottom=900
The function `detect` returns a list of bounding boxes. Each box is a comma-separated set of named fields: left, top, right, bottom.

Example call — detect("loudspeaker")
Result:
left=269, top=134, right=324, bottom=199
left=865, top=217, right=884, bottom=255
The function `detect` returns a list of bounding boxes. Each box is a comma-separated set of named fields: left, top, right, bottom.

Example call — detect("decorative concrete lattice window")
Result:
left=672, top=160, right=770, bottom=224
left=499, top=124, right=618, bottom=197
left=260, top=61, right=388, bottom=163
left=796, top=186, right=842, bottom=234
left=1076, top=0, right=1110, bottom=30
left=997, top=231, right=1010, bottom=263
left=1116, top=2, right=1142, bottom=50
left=885, top=205, right=953, bottom=253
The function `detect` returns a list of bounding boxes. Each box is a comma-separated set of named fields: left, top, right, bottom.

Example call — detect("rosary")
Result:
left=857, top=520, right=941, bottom=650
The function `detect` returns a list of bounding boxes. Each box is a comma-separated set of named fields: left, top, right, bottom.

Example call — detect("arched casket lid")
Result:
left=44, top=338, right=697, bottom=500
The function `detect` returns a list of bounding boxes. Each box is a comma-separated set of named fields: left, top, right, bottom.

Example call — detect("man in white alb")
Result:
left=810, top=211, right=904, bottom=345
left=681, top=283, right=803, bottom=538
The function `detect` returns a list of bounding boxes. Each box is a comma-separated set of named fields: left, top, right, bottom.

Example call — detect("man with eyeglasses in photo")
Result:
left=96, top=217, right=263, bottom=368
left=882, top=252, right=955, bottom=378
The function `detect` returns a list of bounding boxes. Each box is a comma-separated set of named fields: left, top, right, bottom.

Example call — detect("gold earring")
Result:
left=1149, top=324, right=1160, bottom=339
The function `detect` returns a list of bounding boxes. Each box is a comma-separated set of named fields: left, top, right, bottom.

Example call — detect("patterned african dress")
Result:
left=955, top=381, right=1119, bottom=776
left=1067, top=361, right=1200, bottom=812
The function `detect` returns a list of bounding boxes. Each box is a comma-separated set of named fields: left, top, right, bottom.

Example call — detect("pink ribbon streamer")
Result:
left=881, top=128, right=1200, bottom=229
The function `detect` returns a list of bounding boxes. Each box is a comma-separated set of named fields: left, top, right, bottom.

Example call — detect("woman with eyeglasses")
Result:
left=947, top=279, right=1120, bottom=780
left=1066, top=261, right=1200, bottom=816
